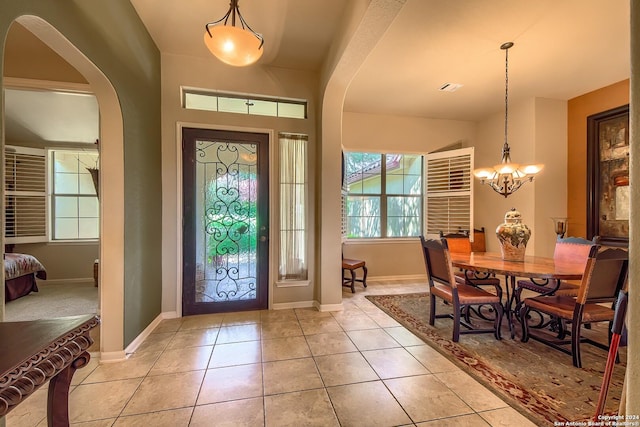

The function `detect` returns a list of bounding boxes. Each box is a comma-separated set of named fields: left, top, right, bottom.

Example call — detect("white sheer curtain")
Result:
left=279, top=133, right=308, bottom=280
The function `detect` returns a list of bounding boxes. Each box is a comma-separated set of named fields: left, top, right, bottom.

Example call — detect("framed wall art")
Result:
left=586, top=104, right=629, bottom=247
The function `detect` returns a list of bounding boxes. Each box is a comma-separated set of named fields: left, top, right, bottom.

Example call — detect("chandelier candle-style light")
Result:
left=204, top=0, right=264, bottom=67
left=473, top=42, right=544, bottom=198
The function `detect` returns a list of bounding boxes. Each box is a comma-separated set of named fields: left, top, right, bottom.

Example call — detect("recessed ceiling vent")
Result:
left=439, top=83, right=463, bottom=92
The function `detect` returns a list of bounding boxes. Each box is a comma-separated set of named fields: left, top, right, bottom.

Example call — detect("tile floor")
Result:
left=6, top=280, right=538, bottom=426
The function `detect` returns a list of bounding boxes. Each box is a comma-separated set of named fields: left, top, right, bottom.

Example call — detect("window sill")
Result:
left=47, top=240, right=99, bottom=245
left=344, top=237, right=419, bottom=245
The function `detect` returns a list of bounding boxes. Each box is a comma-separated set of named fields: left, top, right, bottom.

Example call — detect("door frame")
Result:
left=175, top=123, right=275, bottom=317
left=182, top=127, right=269, bottom=314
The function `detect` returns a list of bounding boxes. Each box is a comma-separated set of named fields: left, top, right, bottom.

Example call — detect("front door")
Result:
left=182, top=128, right=269, bottom=315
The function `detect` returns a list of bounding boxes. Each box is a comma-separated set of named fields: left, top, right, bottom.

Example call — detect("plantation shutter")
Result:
left=4, top=145, right=48, bottom=243
left=425, top=147, right=474, bottom=236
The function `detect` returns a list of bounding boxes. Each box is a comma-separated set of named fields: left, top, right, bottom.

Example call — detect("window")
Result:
left=4, top=147, right=101, bottom=243
left=425, top=147, right=474, bottom=235
left=50, top=150, right=99, bottom=240
left=183, top=88, right=307, bottom=119
left=345, top=152, right=423, bottom=238
left=278, top=134, right=308, bottom=281
left=4, top=146, right=48, bottom=243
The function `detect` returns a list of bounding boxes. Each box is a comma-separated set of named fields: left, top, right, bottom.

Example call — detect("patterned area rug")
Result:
left=366, top=292, right=625, bottom=426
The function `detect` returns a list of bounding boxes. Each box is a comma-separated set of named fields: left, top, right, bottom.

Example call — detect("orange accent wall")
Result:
left=567, top=79, right=629, bottom=238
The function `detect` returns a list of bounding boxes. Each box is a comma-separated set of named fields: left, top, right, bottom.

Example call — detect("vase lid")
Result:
left=504, top=208, right=522, bottom=222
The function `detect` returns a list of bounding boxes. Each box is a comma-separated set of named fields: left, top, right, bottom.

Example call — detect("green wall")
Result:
left=0, top=0, right=162, bottom=346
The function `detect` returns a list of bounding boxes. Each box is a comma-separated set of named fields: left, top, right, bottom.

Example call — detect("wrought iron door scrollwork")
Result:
left=197, top=141, right=258, bottom=302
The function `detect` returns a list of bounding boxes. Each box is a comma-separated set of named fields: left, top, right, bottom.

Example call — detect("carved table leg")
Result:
left=47, top=351, right=91, bottom=427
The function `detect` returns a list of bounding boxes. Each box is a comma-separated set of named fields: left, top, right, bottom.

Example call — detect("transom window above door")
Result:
left=182, top=88, right=307, bottom=119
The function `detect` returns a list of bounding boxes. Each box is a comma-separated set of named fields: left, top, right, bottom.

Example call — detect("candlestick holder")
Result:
left=551, top=217, right=568, bottom=238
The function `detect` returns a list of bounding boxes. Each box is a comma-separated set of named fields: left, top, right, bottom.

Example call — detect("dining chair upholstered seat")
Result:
left=342, top=257, right=368, bottom=293
left=431, top=282, right=502, bottom=305
left=420, top=236, right=503, bottom=342
left=524, top=296, right=620, bottom=324
left=520, top=245, right=628, bottom=368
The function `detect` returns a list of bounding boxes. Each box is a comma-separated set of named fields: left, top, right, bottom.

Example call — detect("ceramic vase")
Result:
left=496, top=208, right=531, bottom=261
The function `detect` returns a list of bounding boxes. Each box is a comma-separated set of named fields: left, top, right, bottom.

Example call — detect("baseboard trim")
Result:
left=123, top=312, right=165, bottom=355
left=162, top=311, right=180, bottom=319
left=38, top=277, right=94, bottom=285
left=99, top=350, right=127, bottom=362
left=272, top=300, right=344, bottom=312
left=314, top=301, right=344, bottom=312
left=272, top=301, right=315, bottom=310
left=367, top=274, right=427, bottom=282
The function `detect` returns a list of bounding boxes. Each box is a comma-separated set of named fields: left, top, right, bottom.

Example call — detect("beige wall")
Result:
left=474, top=97, right=567, bottom=258
left=475, top=99, right=536, bottom=254
left=13, top=242, right=98, bottom=281
left=317, top=1, right=404, bottom=308
left=160, top=52, right=320, bottom=311
left=567, top=79, right=629, bottom=238
left=165, top=64, right=613, bottom=286
left=4, top=22, right=86, bottom=83
left=341, top=97, right=567, bottom=274
left=343, top=112, right=477, bottom=152
left=533, top=98, right=568, bottom=257
left=341, top=111, right=477, bottom=278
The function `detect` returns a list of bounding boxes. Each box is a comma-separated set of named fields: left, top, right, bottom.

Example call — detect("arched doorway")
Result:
left=2, top=15, right=126, bottom=358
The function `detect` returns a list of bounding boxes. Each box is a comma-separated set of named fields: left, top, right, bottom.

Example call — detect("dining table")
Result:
left=449, top=252, right=585, bottom=338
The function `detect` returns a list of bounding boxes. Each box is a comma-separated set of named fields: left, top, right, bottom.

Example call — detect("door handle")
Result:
left=260, top=236, right=268, bottom=242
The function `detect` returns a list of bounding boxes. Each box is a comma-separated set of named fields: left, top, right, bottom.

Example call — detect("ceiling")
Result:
left=130, top=0, right=630, bottom=121
left=4, top=88, right=98, bottom=144
left=129, top=0, right=349, bottom=72
left=2, top=0, right=631, bottom=144
left=347, top=0, right=630, bottom=120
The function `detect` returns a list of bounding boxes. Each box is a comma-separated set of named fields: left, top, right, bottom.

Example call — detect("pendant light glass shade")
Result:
left=204, top=25, right=263, bottom=66
left=204, top=0, right=264, bottom=67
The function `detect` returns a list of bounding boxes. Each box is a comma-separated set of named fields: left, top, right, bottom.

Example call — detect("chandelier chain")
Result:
left=504, top=46, right=509, bottom=149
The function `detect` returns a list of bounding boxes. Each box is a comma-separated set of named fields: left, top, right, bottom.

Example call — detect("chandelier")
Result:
left=204, top=0, right=264, bottom=67
left=473, top=42, right=543, bottom=198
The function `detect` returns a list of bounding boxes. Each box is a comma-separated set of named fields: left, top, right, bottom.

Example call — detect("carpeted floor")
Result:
left=4, top=281, right=99, bottom=321
left=366, top=292, right=625, bottom=426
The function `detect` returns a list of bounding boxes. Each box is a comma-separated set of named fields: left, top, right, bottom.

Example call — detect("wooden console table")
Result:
left=0, top=314, right=100, bottom=426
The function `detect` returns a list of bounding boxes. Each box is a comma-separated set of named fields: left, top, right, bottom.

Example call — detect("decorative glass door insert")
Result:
left=183, top=128, right=269, bottom=315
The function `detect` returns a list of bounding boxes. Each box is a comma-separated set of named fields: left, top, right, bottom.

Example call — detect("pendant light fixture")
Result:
left=473, top=42, right=543, bottom=198
left=204, top=0, right=264, bottom=67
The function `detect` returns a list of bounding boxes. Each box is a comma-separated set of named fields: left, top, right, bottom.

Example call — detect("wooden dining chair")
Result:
left=439, top=231, right=502, bottom=300
left=470, top=227, right=488, bottom=253
left=514, top=236, right=598, bottom=310
left=457, top=227, right=489, bottom=252
left=519, top=245, right=628, bottom=368
left=419, top=236, right=503, bottom=342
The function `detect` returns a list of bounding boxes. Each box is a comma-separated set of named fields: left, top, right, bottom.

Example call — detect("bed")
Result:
left=4, top=253, right=47, bottom=302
